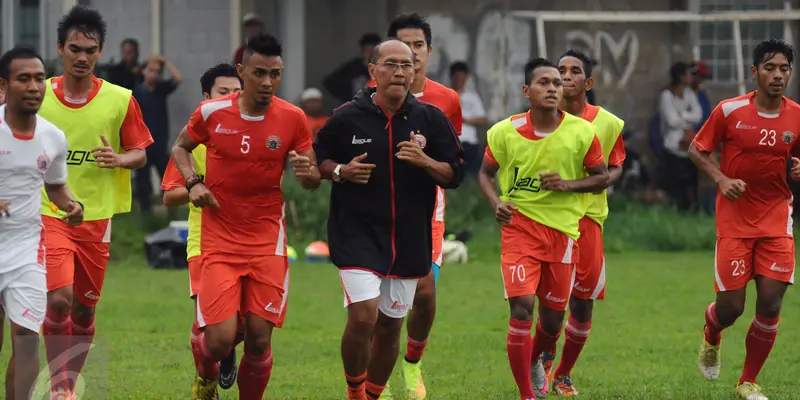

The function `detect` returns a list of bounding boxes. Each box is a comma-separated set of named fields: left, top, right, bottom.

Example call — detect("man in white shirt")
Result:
left=659, top=62, right=702, bottom=211
left=0, top=46, right=83, bottom=400
left=450, top=61, right=486, bottom=177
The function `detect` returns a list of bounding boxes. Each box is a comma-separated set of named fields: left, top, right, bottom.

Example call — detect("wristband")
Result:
left=185, top=176, right=204, bottom=192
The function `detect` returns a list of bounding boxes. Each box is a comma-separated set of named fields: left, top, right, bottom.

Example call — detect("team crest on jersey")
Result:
left=782, top=131, right=794, bottom=144
left=414, top=131, right=427, bottom=149
left=37, top=154, right=50, bottom=171
left=266, top=135, right=281, bottom=150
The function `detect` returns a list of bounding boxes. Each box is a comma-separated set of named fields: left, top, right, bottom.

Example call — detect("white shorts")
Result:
left=339, top=269, right=418, bottom=319
left=0, top=265, right=47, bottom=333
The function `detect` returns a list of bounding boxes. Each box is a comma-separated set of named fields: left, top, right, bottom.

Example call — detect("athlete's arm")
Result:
left=118, top=97, right=154, bottom=169
left=477, top=152, right=501, bottom=209
left=163, top=189, right=189, bottom=207
left=289, top=115, right=321, bottom=190
left=172, top=126, right=201, bottom=182
left=608, top=134, right=627, bottom=184
left=44, top=183, right=78, bottom=212
left=161, top=157, right=190, bottom=207
left=543, top=135, right=609, bottom=193
left=420, top=108, right=465, bottom=188
left=315, top=112, right=342, bottom=181
left=689, top=105, right=746, bottom=199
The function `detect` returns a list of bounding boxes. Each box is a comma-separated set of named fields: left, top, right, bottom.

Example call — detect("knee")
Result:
left=205, top=332, right=235, bottom=358
left=538, top=307, right=565, bottom=336
left=48, top=289, right=73, bottom=314
left=509, top=301, right=534, bottom=322
left=12, top=328, right=39, bottom=356
left=569, top=298, right=593, bottom=322
left=756, top=294, right=783, bottom=318
left=71, top=301, right=95, bottom=321
left=375, top=314, right=403, bottom=337
left=717, top=299, right=746, bottom=323
left=244, top=331, right=271, bottom=355
left=346, top=306, right=377, bottom=339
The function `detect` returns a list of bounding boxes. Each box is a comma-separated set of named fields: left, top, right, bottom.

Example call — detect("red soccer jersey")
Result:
left=693, top=92, right=800, bottom=238
left=186, top=92, right=313, bottom=255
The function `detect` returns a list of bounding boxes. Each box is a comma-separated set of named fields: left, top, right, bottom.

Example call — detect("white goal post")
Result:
left=510, top=5, right=800, bottom=96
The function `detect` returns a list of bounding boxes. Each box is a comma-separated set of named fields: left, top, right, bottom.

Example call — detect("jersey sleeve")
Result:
left=120, top=97, right=154, bottom=151
left=607, top=134, right=627, bottom=167
left=583, top=134, right=605, bottom=169
left=427, top=106, right=465, bottom=188
left=313, top=111, right=343, bottom=165
left=484, top=146, right=499, bottom=167
left=485, top=124, right=505, bottom=168
left=693, top=104, right=727, bottom=153
left=291, top=113, right=314, bottom=154
left=45, top=131, right=69, bottom=185
left=160, top=157, right=185, bottom=190
left=449, top=93, right=463, bottom=135
left=186, top=106, right=210, bottom=144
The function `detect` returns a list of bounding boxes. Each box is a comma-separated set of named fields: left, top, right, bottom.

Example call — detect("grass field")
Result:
left=3, top=250, right=800, bottom=399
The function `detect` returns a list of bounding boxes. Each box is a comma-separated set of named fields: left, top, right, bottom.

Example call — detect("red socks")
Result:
left=193, top=332, right=219, bottom=380
left=237, top=347, right=274, bottom=400
left=740, top=314, right=779, bottom=385
left=507, top=318, right=535, bottom=399
left=365, top=381, right=386, bottom=400
left=531, top=321, right=560, bottom=363
left=43, top=307, right=71, bottom=391
left=345, top=372, right=367, bottom=400
left=704, top=302, right=732, bottom=345
left=67, top=314, right=96, bottom=390
left=405, top=337, right=428, bottom=363
left=554, top=316, right=591, bottom=378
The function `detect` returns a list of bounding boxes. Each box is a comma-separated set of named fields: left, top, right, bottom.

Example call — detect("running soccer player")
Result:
left=477, top=58, right=610, bottom=400
left=171, top=34, right=320, bottom=400
left=535, top=50, right=626, bottom=396
left=690, top=39, right=800, bottom=400
left=38, top=6, right=153, bottom=398
left=161, top=63, right=243, bottom=390
left=384, top=13, right=463, bottom=399
left=0, top=46, right=84, bottom=400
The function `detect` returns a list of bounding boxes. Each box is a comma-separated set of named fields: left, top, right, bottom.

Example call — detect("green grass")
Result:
left=3, top=250, right=800, bottom=399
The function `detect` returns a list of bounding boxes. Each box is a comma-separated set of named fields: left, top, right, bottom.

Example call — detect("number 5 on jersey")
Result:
left=241, top=135, right=251, bottom=154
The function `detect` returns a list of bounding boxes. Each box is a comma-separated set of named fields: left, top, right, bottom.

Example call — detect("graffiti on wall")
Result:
left=425, top=11, right=530, bottom=121
left=564, top=29, right=639, bottom=88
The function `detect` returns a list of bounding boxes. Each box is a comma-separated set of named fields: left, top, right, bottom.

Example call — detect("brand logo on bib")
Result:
left=508, top=167, right=541, bottom=194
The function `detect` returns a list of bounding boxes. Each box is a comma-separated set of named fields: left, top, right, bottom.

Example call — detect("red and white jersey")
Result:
left=0, top=105, right=68, bottom=270
left=693, top=92, right=800, bottom=238
left=187, top=92, right=313, bottom=257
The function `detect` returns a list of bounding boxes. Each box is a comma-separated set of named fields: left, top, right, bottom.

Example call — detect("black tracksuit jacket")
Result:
left=314, top=88, right=465, bottom=278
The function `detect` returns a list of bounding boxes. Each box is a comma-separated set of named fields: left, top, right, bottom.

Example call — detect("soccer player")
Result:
left=690, top=39, right=800, bottom=400
left=38, top=6, right=153, bottom=398
left=314, top=39, right=464, bottom=400
left=161, top=63, right=243, bottom=390
left=477, top=58, right=610, bottom=400
left=171, top=34, right=320, bottom=400
left=0, top=46, right=84, bottom=400
left=385, top=13, right=463, bottom=399
left=535, top=50, right=626, bottom=396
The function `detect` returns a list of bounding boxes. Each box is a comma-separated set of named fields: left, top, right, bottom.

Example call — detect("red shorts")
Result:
left=197, top=252, right=289, bottom=328
left=43, top=219, right=110, bottom=307
left=572, top=217, right=606, bottom=300
left=500, top=213, right=578, bottom=311
left=188, top=255, right=203, bottom=298
left=714, top=237, right=795, bottom=292
left=432, top=220, right=444, bottom=265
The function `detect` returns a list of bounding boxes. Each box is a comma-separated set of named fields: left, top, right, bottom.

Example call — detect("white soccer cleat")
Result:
left=530, top=356, right=549, bottom=398
left=697, top=338, right=721, bottom=381
left=737, top=382, right=768, bottom=400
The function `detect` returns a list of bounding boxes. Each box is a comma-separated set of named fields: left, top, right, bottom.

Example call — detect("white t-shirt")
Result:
left=659, top=88, right=701, bottom=157
left=459, top=91, right=486, bottom=144
left=0, top=105, right=68, bottom=270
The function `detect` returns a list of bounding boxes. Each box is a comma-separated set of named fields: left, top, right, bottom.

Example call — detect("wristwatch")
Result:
left=333, top=164, right=343, bottom=183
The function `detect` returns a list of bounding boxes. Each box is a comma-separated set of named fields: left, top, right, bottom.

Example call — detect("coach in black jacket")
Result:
left=314, top=39, right=463, bottom=398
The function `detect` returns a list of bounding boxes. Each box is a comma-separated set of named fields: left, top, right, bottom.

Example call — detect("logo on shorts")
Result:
left=390, top=301, right=409, bottom=311
left=37, top=154, right=51, bottom=171
left=782, top=131, right=795, bottom=144
left=265, top=302, right=281, bottom=314
left=266, top=136, right=281, bottom=150
left=84, top=291, right=99, bottom=300
left=21, top=308, right=41, bottom=324
left=545, top=292, right=566, bottom=303
left=572, top=283, right=591, bottom=293
left=414, top=131, right=427, bottom=149
left=769, top=263, right=791, bottom=273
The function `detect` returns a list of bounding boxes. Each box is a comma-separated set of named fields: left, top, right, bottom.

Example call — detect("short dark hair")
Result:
left=559, top=49, right=597, bottom=78
left=0, top=46, right=44, bottom=80
left=359, top=33, right=382, bottom=48
left=449, top=61, right=470, bottom=76
left=388, top=13, right=432, bottom=46
left=524, top=58, right=558, bottom=85
left=57, top=5, right=107, bottom=48
left=121, top=38, right=139, bottom=50
left=369, top=39, right=413, bottom=64
left=752, top=39, right=794, bottom=67
left=244, top=33, right=283, bottom=59
left=200, top=63, right=240, bottom=95
left=669, top=62, right=690, bottom=85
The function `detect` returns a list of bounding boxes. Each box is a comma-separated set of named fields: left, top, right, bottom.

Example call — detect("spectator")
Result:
left=449, top=61, right=486, bottom=177
left=106, top=38, right=142, bottom=89
left=659, top=61, right=702, bottom=211
left=132, top=55, right=183, bottom=213
left=233, top=13, right=265, bottom=65
left=300, top=87, right=328, bottom=137
left=322, top=32, right=381, bottom=104
left=691, top=61, right=713, bottom=130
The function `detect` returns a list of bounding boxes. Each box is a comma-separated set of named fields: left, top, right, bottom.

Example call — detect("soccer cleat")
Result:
left=737, top=382, right=768, bottom=400
left=541, top=351, right=556, bottom=381
left=378, top=383, right=394, bottom=400
left=401, top=359, right=427, bottom=399
left=218, top=347, right=238, bottom=390
left=531, top=356, right=549, bottom=398
left=191, top=375, right=220, bottom=400
left=697, top=338, right=721, bottom=381
left=552, top=374, right=580, bottom=397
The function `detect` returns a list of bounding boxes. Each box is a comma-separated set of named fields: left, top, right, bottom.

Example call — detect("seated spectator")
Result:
left=659, top=62, right=702, bottom=211
left=300, top=87, right=328, bottom=137
left=449, top=61, right=486, bottom=177
left=323, top=33, right=381, bottom=104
